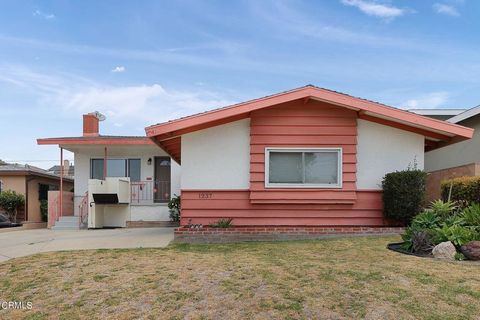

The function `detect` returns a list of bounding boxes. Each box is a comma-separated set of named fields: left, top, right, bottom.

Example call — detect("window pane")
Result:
left=91, top=159, right=104, bottom=179
left=305, top=152, right=339, bottom=184
left=107, top=159, right=127, bottom=177
left=128, top=159, right=141, bottom=182
left=269, top=152, right=303, bottom=183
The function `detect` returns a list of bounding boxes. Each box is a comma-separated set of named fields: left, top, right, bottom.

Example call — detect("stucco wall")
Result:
left=181, top=119, right=251, bottom=189
left=425, top=116, right=480, bottom=172
left=130, top=204, right=170, bottom=221
left=0, top=175, right=26, bottom=194
left=28, top=177, right=73, bottom=223
left=357, top=119, right=425, bottom=189
left=72, top=145, right=180, bottom=217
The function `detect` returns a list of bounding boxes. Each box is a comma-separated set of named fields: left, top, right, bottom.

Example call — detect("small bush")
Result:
left=382, top=169, right=427, bottom=225
left=441, top=176, right=480, bottom=206
left=40, top=199, right=48, bottom=222
left=210, top=218, right=234, bottom=228
left=168, top=194, right=181, bottom=222
left=455, top=252, right=466, bottom=261
left=0, top=190, right=25, bottom=222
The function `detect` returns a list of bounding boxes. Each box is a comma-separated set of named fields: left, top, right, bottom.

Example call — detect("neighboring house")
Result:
left=0, top=163, right=74, bottom=224
left=146, top=86, right=472, bottom=227
left=38, top=113, right=181, bottom=229
left=407, top=109, right=466, bottom=121
left=48, top=161, right=74, bottom=179
left=411, top=106, right=480, bottom=201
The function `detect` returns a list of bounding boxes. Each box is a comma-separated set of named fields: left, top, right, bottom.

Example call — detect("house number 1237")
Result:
left=198, top=192, right=213, bottom=199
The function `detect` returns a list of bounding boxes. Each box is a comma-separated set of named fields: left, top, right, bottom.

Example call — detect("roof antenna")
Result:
left=93, top=111, right=106, bottom=121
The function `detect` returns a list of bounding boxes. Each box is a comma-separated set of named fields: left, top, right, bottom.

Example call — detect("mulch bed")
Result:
left=387, top=242, right=432, bottom=258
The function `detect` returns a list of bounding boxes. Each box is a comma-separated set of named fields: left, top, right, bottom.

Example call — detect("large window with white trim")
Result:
left=265, top=148, right=342, bottom=188
left=90, top=158, right=141, bottom=181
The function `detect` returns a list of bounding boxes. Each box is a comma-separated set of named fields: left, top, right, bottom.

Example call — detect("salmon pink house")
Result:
left=39, top=85, right=473, bottom=238
left=145, top=85, right=473, bottom=241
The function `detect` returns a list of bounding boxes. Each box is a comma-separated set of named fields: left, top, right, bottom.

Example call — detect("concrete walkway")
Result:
left=0, top=228, right=174, bottom=263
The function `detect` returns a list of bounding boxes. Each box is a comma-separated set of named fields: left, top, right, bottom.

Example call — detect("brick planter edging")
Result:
left=174, top=226, right=405, bottom=243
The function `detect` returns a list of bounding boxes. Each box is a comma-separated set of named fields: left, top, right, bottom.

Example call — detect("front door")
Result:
left=154, top=157, right=171, bottom=203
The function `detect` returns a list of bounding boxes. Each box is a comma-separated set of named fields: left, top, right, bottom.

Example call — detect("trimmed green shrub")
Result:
left=441, top=176, right=480, bottom=206
left=382, top=169, right=427, bottom=225
left=0, top=190, right=25, bottom=222
left=168, top=194, right=181, bottom=222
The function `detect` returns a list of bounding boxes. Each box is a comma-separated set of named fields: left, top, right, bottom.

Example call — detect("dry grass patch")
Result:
left=0, top=236, right=479, bottom=319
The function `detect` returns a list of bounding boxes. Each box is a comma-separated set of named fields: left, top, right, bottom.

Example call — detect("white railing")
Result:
left=130, top=180, right=170, bottom=204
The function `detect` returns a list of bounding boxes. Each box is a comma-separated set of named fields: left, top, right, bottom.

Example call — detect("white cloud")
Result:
left=403, top=92, right=450, bottom=109
left=341, top=0, right=407, bottom=20
left=111, top=66, right=125, bottom=73
left=0, top=65, right=236, bottom=125
left=33, top=10, right=55, bottom=20
left=433, top=3, right=460, bottom=16
left=61, top=84, right=236, bottom=124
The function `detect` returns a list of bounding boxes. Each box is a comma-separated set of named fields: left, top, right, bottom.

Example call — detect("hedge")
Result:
left=441, top=176, right=480, bottom=205
left=382, top=169, right=427, bottom=225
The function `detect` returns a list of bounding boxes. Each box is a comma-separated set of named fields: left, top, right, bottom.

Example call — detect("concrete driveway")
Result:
left=0, top=228, right=174, bottom=263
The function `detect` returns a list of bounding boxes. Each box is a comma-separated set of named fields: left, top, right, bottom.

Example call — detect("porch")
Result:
left=48, top=179, right=173, bottom=230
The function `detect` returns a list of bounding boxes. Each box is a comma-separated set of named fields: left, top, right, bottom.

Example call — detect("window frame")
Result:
left=264, top=147, right=343, bottom=189
left=90, top=158, right=142, bottom=181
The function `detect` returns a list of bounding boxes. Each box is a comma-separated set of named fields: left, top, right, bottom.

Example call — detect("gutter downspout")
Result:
left=60, top=147, right=63, bottom=220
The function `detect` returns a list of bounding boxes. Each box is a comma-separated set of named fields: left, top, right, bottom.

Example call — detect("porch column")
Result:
left=59, top=147, right=63, bottom=219
left=103, top=146, right=107, bottom=180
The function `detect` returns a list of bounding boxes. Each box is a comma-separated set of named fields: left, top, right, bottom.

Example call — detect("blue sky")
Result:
left=0, top=0, right=479, bottom=168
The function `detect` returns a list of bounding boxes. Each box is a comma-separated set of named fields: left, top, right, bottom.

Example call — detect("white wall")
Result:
left=181, top=119, right=251, bottom=189
left=425, top=117, right=480, bottom=172
left=356, top=119, right=425, bottom=189
left=131, top=204, right=170, bottom=221
left=71, top=145, right=181, bottom=217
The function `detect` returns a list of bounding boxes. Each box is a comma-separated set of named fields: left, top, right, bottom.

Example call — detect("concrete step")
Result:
left=52, top=216, right=80, bottom=230
left=57, top=216, right=79, bottom=222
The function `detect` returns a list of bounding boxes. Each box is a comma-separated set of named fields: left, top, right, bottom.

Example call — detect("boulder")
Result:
left=461, top=241, right=480, bottom=261
left=432, top=241, right=457, bottom=260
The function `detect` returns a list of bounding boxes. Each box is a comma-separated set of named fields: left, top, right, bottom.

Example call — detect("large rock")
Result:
left=461, top=241, right=480, bottom=261
left=432, top=241, right=457, bottom=260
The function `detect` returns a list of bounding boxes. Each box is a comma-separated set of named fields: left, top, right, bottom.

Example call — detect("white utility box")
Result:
left=87, top=177, right=131, bottom=228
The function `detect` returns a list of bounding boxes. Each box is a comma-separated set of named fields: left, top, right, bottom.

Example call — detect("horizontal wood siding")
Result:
left=249, top=99, right=358, bottom=203
left=180, top=190, right=385, bottom=226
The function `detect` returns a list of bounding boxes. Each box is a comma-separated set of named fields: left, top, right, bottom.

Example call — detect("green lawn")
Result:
left=0, top=236, right=479, bottom=320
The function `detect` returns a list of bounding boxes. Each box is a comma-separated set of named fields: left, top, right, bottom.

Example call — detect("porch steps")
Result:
left=51, top=216, right=80, bottom=230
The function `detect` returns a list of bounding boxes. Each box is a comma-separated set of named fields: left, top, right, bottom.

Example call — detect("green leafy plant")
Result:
left=426, top=200, right=458, bottom=220
left=210, top=218, right=234, bottom=228
left=168, top=194, right=181, bottom=222
left=382, top=169, right=427, bottom=225
left=411, top=210, right=442, bottom=229
left=434, top=224, right=477, bottom=248
left=461, top=203, right=480, bottom=227
left=0, top=190, right=25, bottom=222
left=401, top=226, right=435, bottom=254
left=40, top=199, right=48, bottom=222
left=455, top=252, right=466, bottom=261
